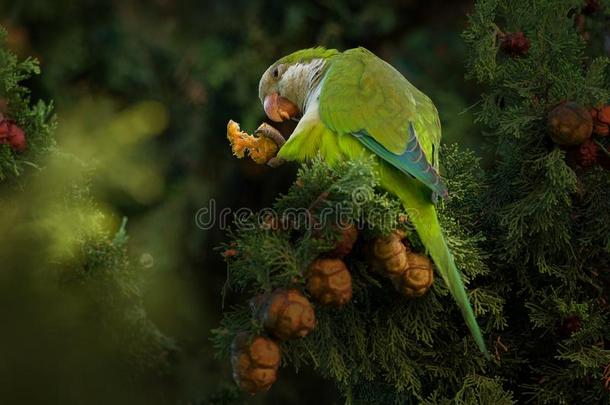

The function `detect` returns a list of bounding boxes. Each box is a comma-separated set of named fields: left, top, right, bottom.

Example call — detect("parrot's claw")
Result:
left=255, top=123, right=286, bottom=148
left=255, top=123, right=286, bottom=168
left=267, top=157, right=286, bottom=168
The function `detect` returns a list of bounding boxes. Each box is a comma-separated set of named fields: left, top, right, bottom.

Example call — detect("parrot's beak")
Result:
left=263, top=93, right=300, bottom=122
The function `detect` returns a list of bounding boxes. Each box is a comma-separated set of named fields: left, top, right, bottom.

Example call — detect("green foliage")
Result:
left=6, top=0, right=610, bottom=403
left=213, top=154, right=510, bottom=403
left=0, top=26, right=174, bottom=404
left=0, top=27, right=54, bottom=180
left=67, top=216, right=176, bottom=372
left=0, top=2, right=484, bottom=399
left=211, top=0, right=610, bottom=403
left=464, top=0, right=610, bottom=402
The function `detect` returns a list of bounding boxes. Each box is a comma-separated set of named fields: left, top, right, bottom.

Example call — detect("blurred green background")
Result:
left=1, top=0, right=479, bottom=403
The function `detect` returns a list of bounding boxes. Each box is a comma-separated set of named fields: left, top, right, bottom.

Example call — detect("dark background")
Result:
left=1, top=0, right=479, bottom=402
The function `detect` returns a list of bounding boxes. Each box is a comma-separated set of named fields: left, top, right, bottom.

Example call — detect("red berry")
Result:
left=582, top=0, right=601, bottom=15
left=578, top=139, right=599, bottom=167
left=556, top=315, right=582, bottom=337
left=597, top=106, right=610, bottom=124
left=500, top=32, right=531, bottom=57
left=0, top=119, right=27, bottom=152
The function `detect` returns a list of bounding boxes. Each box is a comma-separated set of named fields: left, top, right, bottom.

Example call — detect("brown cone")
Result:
left=371, top=232, right=409, bottom=277
left=391, top=252, right=434, bottom=298
left=231, top=332, right=281, bottom=395
left=548, top=102, right=593, bottom=146
left=306, top=258, right=353, bottom=307
left=259, top=288, right=316, bottom=340
left=370, top=232, right=434, bottom=298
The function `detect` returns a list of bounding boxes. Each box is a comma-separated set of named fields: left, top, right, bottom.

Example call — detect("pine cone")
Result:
left=257, top=288, right=316, bottom=340
left=306, top=258, right=352, bottom=307
left=500, top=32, right=531, bottom=57
left=548, top=102, right=593, bottom=146
left=371, top=232, right=409, bottom=277
left=591, top=106, right=610, bottom=136
left=231, top=332, right=281, bottom=395
left=370, top=233, right=434, bottom=298
left=391, top=253, right=434, bottom=298
left=328, top=223, right=358, bottom=258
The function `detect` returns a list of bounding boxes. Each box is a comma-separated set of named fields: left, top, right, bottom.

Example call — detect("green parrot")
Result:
left=257, top=47, right=488, bottom=356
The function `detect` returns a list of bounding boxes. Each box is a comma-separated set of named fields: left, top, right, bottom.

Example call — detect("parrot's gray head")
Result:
left=258, top=59, right=324, bottom=122
left=259, top=48, right=338, bottom=122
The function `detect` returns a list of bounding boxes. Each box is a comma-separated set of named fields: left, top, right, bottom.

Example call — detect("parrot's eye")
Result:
left=272, top=67, right=280, bottom=78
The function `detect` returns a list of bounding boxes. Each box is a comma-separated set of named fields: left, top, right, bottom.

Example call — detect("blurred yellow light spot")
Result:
left=112, top=101, right=170, bottom=144
left=57, top=97, right=169, bottom=204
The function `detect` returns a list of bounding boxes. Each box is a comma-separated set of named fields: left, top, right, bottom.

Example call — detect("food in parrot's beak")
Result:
left=226, top=120, right=279, bottom=164
left=263, top=93, right=300, bottom=122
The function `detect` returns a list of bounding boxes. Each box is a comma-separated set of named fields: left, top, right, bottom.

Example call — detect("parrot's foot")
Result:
left=255, top=123, right=286, bottom=147
left=255, top=123, right=286, bottom=167
left=226, top=120, right=279, bottom=165
left=267, top=157, right=286, bottom=168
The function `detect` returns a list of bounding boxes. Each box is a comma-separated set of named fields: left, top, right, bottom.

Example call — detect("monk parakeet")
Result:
left=257, top=47, right=488, bottom=356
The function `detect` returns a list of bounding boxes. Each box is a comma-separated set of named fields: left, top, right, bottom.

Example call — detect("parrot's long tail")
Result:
left=383, top=172, right=489, bottom=358
left=414, top=206, right=489, bottom=357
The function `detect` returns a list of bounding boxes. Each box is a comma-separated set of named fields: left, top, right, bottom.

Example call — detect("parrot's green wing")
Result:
left=319, top=47, right=447, bottom=199
left=319, top=48, right=488, bottom=356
